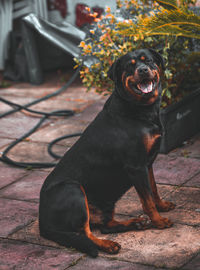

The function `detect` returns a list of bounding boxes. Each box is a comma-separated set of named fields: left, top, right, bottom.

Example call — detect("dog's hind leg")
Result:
left=39, top=181, right=99, bottom=257
left=39, top=181, right=120, bottom=256
left=80, top=186, right=121, bottom=254
left=40, top=228, right=99, bottom=257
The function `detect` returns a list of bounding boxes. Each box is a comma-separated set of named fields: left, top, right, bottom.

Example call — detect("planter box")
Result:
left=160, top=87, right=200, bottom=153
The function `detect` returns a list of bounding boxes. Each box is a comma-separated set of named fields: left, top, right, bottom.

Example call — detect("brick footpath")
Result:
left=0, top=72, right=199, bottom=270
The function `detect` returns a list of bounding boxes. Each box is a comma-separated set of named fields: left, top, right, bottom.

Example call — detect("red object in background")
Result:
left=76, top=4, right=104, bottom=28
left=47, top=0, right=67, bottom=18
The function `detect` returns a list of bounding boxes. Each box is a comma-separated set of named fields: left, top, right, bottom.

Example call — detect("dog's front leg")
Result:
left=125, top=165, right=173, bottom=229
left=148, top=166, right=175, bottom=212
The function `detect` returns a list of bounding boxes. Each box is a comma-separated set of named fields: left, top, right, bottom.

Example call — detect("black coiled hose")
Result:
left=0, top=67, right=82, bottom=168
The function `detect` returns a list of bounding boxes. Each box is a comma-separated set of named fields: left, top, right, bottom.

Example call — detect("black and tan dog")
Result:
left=39, top=48, right=175, bottom=257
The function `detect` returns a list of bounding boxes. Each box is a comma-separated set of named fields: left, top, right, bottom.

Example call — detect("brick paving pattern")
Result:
left=0, top=73, right=199, bottom=269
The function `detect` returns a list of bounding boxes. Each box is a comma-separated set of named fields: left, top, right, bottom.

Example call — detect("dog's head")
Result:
left=108, top=49, right=165, bottom=105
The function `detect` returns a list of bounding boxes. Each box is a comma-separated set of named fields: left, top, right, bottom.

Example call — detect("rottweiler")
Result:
left=39, top=48, right=175, bottom=258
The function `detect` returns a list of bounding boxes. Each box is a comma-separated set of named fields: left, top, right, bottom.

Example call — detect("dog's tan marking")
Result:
left=80, top=185, right=121, bottom=254
left=138, top=192, right=173, bottom=229
left=107, top=217, right=146, bottom=228
left=88, top=204, right=104, bottom=225
left=122, top=72, right=142, bottom=101
left=141, top=56, right=145, bottom=61
left=152, top=69, right=160, bottom=82
left=148, top=167, right=176, bottom=212
left=143, top=133, right=161, bottom=153
left=147, top=88, right=159, bottom=104
left=131, top=59, right=136, bottom=64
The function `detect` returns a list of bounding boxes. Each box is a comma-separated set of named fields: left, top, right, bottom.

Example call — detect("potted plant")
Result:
left=75, top=0, right=200, bottom=153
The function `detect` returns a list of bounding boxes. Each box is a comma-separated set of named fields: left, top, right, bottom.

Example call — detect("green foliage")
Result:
left=76, top=0, right=200, bottom=107
left=137, top=9, right=200, bottom=39
left=155, top=0, right=178, bottom=10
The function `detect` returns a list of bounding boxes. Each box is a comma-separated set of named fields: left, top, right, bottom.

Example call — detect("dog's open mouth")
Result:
left=137, top=79, right=154, bottom=94
left=123, top=69, right=159, bottom=97
left=128, top=78, right=156, bottom=95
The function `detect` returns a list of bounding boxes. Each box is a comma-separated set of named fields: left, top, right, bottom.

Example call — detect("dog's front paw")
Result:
left=100, top=240, right=121, bottom=254
left=152, top=217, right=173, bottom=229
left=157, top=200, right=176, bottom=212
left=134, top=216, right=151, bottom=230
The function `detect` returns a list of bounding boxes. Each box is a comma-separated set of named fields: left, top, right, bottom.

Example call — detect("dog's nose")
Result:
left=138, top=66, right=149, bottom=75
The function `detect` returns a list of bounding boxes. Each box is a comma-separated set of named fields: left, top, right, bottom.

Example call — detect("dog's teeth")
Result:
left=147, top=82, right=153, bottom=92
left=138, top=81, right=153, bottom=93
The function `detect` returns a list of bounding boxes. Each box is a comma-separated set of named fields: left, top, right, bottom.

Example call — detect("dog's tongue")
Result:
left=137, top=81, right=153, bottom=93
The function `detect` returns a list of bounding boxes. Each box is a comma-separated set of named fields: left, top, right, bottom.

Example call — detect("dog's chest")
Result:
left=143, top=132, right=161, bottom=153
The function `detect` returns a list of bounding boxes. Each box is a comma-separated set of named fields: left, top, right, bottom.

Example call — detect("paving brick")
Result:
left=0, top=83, right=99, bottom=116
left=11, top=219, right=200, bottom=269
left=0, top=73, right=89, bottom=100
left=103, top=224, right=200, bottom=269
left=183, top=172, right=200, bottom=188
left=1, top=141, right=57, bottom=164
left=0, top=138, right=13, bottom=149
left=115, top=185, right=200, bottom=227
left=10, top=219, right=61, bottom=248
left=0, top=238, right=82, bottom=270
left=30, top=117, right=86, bottom=144
left=152, top=185, right=200, bottom=226
left=161, top=208, right=200, bottom=227
left=0, top=170, right=48, bottom=202
left=0, top=115, right=45, bottom=139
left=74, top=97, right=107, bottom=123
left=0, top=198, right=38, bottom=237
left=153, top=155, right=200, bottom=185
left=169, top=133, right=200, bottom=160
left=167, top=186, right=200, bottom=210
left=0, top=86, right=58, bottom=98
left=31, top=96, right=95, bottom=115
left=115, top=195, right=143, bottom=217
left=0, top=166, right=28, bottom=189
left=29, top=98, right=106, bottom=147
left=50, top=136, right=80, bottom=148
left=71, top=257, right=164, bottom=270
left=115, top=185, right=175, bottom=216
left=57, top=87, right=102, bottom=103
left=0, top=96, right=35, bottom=113
left=1, top=71, right=200, bottom=269
left=182, top=253, right=200, bottom=270
left=0, top=100, right=13, bottom=113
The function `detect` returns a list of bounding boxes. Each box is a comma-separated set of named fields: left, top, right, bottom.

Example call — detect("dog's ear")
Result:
left=148, top=49, right=165, bottom=70
left=107, top=59, right=119, bottom=81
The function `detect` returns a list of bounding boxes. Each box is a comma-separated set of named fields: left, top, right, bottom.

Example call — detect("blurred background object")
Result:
left=0, top=0, right=48, bottom=70
left=0, top=0, right=116, bottom=74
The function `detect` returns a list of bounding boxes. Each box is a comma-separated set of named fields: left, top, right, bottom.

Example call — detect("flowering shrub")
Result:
left=75, top=0, right=200, bottom=107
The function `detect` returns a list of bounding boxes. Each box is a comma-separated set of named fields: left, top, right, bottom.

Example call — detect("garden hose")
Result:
left=0, top=66, right=82, bottom=168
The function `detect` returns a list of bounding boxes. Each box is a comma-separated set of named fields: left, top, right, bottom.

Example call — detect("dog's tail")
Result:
left=40, top=229, right=98, bottom=257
